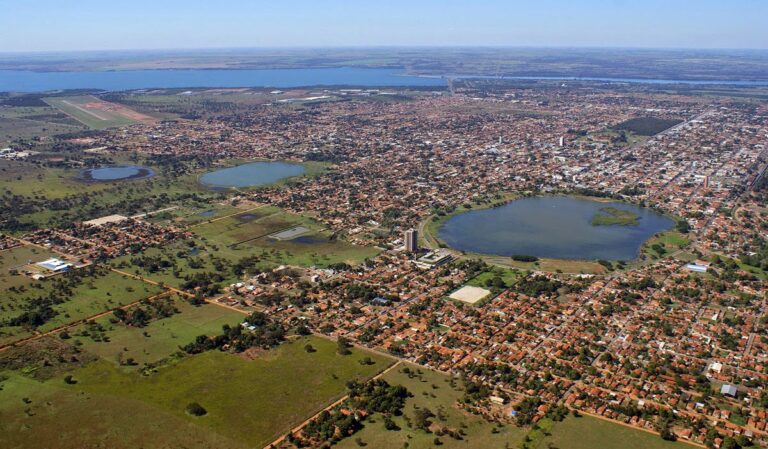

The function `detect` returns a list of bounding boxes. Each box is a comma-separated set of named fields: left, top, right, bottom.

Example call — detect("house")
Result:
left=721, top=384, right=738, bottom=397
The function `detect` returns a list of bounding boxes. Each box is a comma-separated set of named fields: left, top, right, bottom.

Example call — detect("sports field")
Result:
left=44, top=95, right=156, bottom=129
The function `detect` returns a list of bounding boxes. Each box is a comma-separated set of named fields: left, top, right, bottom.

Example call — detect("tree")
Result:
left=337, top=336, right=352, bottom=355
left=186, top=402, right=207, bottom=416
left=412, top=407, right=435, bottom=431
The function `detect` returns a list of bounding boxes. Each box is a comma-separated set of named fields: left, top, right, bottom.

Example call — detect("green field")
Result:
left=47, top=336, right=391, bottom=448
left=335, top=363, right=526, bottom=449
left=70, top=298, right=245, bottom=367
left=0, top=267, right=162, bottom=346
left=0, top=370, right=249, bottom=449
left=0, top=160, right=116, bottom=200
left=43, top=96, right=146, bottom=129
left=2, top=162, right=212, bottom=229
left=533, top=414, right=696, bottom=449
left=0, top=105, right=85, bottom=146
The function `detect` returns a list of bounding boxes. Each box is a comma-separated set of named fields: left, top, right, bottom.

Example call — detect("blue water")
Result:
left=457, top=75, right=768, bottom=86
left=82, top=165, right=154, bottom=181
left=0, top=68, right=446, bottom=92
left=200, top=161, right=305, bottom=188
left=439, top=196, right=674, bottom=261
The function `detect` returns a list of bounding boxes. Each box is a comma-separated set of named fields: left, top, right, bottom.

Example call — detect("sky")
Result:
left=0, top=0, right=766, bottom=52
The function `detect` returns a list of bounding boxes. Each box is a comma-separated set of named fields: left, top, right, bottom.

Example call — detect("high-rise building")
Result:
left=404, top=229, right=419, bottom=253
left=559, top=136, right=565, bottom=147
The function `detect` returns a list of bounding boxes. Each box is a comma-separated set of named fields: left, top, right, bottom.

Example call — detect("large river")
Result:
left=0, top=67, right=445, bottom=92
left=438, top=196, right=674, bottom=261
left=2, top=68, right=766, bottom=92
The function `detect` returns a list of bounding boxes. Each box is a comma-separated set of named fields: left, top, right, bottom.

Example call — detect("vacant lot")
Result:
left=44, top=95, right=155, bottom=129
left=336, top=362, right=527, bottom=449
left=60, top=336, right=392, bottom=448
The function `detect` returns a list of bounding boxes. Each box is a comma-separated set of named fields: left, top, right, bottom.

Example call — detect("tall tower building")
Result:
left=404, top=229, right=419, bottom=253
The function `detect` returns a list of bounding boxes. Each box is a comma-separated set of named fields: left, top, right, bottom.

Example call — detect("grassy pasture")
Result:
left=0, top=372, right=247, bottom=449
left=60, top=336, right=392, bottom=448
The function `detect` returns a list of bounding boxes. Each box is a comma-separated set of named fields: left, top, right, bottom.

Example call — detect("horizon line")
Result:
left=2, top=44, right=768, bottom=56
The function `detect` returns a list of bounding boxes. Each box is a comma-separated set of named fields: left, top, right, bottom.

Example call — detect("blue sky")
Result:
left=0, top=0, right=766, bottom=52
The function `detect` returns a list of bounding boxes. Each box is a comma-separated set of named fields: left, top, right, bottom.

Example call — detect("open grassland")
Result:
left=70, top=298, right=244, bottom=367
left=192, top=206, right=380, bottom=267
left=9, top=167, right=208, bottom=229
left=335, top=362, right=527, bottom=449
left=0, top=105, right=85, bottom=146
left=57, top=336, right=392, bottom=448
left=43, top=95, right=155, bottom=129
left=0, top=268, right=162, bottom=346
left=0, top=160, right=115, bottom=200
left=534, top=414, right=696, bottom=449
left=0, top=372, right=247, bottom=449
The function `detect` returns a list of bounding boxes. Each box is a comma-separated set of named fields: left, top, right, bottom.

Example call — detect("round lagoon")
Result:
left=80, top=165, right=155, bottom=182
left=200, top=161, right=305, bottom=188
left=438, top=196, right=674, bottom=261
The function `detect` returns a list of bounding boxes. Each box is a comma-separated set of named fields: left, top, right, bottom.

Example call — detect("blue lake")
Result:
left=0, top=68, right=446, bottom=92
left=200, top=161, right=305, bottom=188
left=81, top=165, right=155, bottom=181
left=438, top=196, right=674, bottom=261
